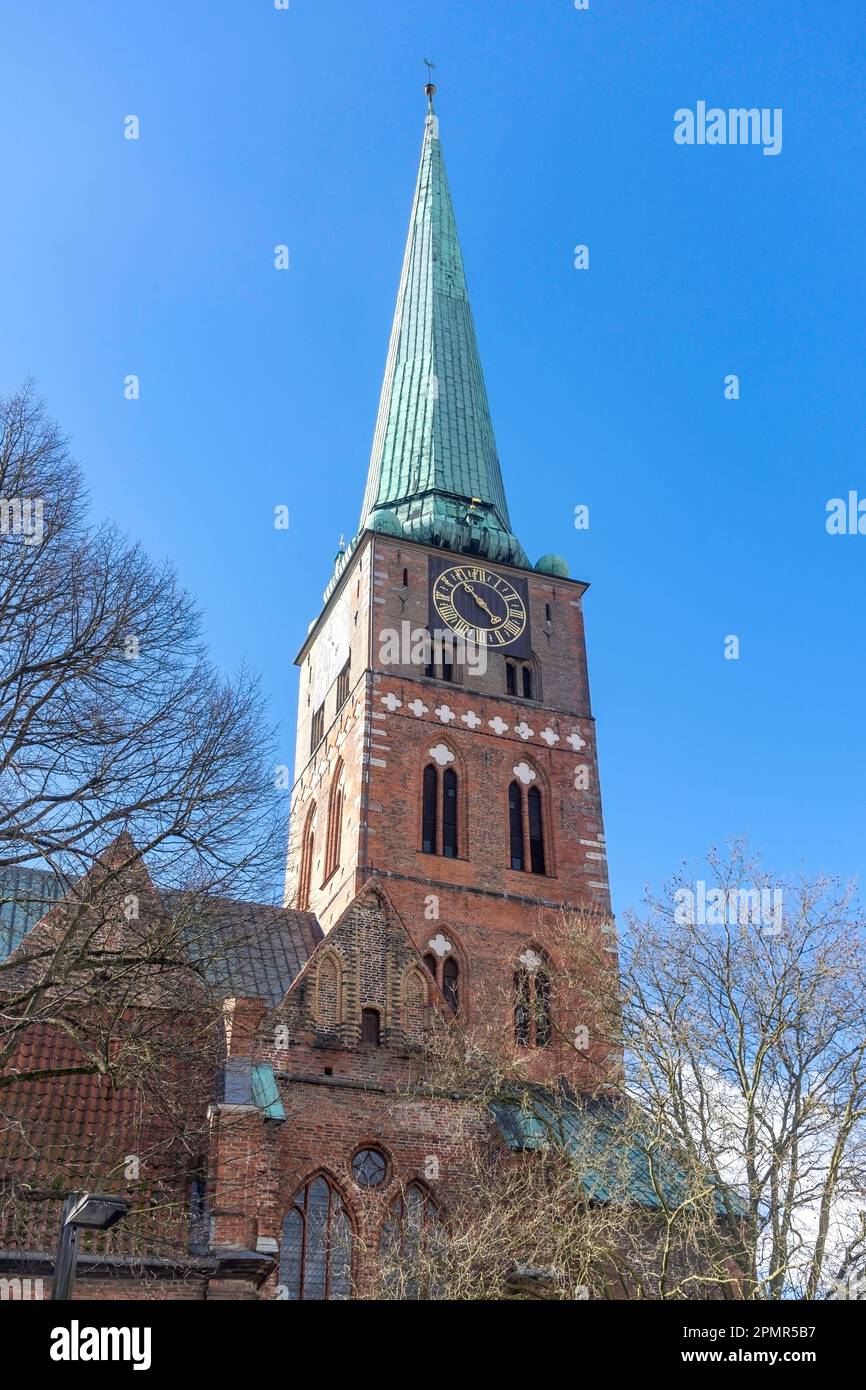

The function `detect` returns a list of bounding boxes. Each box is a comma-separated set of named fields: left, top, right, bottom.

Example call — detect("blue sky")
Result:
left=2, top=0, right=864, bottom=914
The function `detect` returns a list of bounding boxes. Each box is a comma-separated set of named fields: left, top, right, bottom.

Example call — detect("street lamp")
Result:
left=51, top=1192, right=129, bottom=1301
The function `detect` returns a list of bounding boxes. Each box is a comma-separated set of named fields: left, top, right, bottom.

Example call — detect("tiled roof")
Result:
left=0, top=865, right=322, bottom=1258
left=0, top=866, right=67, bottom=958
left=356, top=101, right=530, bottom=570
left=491, top=1091, right=746, bottom=1217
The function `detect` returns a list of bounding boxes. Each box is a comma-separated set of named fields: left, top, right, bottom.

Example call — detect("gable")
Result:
left=270, top=878, right=441, bottom=1052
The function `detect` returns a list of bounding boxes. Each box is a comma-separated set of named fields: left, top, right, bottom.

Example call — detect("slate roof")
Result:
left=0, top=868, right=323, bottom=1005
left=491, top=1091, right=747, bottom=1218
left=356, top=98, right=530, bottom=571
left=173, top=896, right=322, bottom=1008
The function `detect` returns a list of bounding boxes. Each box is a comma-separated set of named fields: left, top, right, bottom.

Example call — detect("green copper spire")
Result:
left=358, top=90, right=530, bottom=570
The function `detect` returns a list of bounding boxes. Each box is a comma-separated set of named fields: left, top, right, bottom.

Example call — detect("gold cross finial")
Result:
left=423, top=58, right=437, bottom=108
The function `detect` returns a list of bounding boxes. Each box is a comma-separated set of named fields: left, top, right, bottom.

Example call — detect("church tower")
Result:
left=285, top=89, right=613, bottom=1073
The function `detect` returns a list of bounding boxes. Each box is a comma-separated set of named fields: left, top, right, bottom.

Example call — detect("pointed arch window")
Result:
left=422, top=765, right=438, bottom=854
left=379, top=1184, right=441, bottom=1299
left=324, top=763, right=344, bottom=881
left=514, top=967, right=531, bottom=1046
left=509, top=779, right=548, bottom=876
left=534, top=968, right=551, bottom=1047
left=421, top=762, right=459, bottom=858
left=442, top=956, right=460, bottom=1013
left=514, top=962, right=552, bottom=1049
left=527, top=786, right=546, bottom=875
left=442, top=768, right=458, bottom=858
left=298, top=802, right=316, bottom=910
left=508, top=782, right=525, bottom=871
left=424, top=949, right=462, bottom=1015
left=280, top=1175, right=353, bottom=1300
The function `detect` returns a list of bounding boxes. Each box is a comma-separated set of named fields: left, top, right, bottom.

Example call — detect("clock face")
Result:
left=431, top=564, right=528, bottom=648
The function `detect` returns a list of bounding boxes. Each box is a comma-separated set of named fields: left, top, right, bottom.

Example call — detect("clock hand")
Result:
left=464, top=584, right=496, bottom=619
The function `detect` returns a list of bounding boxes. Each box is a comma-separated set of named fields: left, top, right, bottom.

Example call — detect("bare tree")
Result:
left=0, top=384, right=290, bottom=1280
left=0, top=382, right=283, bottom=899
left=369, top=846, right=866, bottom=1300
left=621, top=843, right=866, bottom=1300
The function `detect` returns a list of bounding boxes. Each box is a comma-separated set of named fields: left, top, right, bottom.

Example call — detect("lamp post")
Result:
left=51, top=1192, right=129, bottom=1301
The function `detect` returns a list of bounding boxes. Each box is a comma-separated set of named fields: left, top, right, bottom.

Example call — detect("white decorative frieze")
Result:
left=514, top=721, right=534, bottom=741
left=461, top=710, right=481, bottom=730
left=435, top=704, right=456, bottom=724
left=539, top=727, right=560, bottom=746
left=567, top=731, right=586, bottom=752
left=488, top=716, right=509, bottom=736
left=408, top=699, right=429, bottom=717
left=381, top=692, right=402, bottom=712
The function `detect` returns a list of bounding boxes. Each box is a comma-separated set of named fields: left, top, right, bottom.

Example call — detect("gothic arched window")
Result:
left=280, top=1175, right=353, bottom=1301
left=508, top=782, right=524, bottom=871
left=423, top=952, right=438, bottom=979
left=298, top=802, right=316, bottom=910
left=422, top=763, right=460, bottom=858
left=422, top=764, right=437, bottom=854
left=514, top=967, right=531, bottom=1046
left=514, top=960, right=552, bottom=1049
left=527, top=785, right=546, bottom=875
left=442, top=768, right=458, bottom=858
left=324, top=764, right=344, bottom=880
left=379, top=1184, right=441, bottom=1299
left=534, top=968, right=551, bottom=1047
left=442, top=956, right=460, bottom=1013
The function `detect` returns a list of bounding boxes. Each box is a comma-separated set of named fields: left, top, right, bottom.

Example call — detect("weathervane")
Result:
left=423, top=57, right=437, bottom=108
